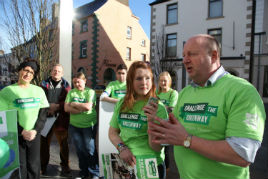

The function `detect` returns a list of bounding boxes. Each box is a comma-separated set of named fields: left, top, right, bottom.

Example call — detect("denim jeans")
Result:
left=69, top=124, right=99, bottom=177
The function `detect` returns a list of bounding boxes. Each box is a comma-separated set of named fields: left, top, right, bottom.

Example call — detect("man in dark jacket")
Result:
left=40, top=64, right=71, bottom=176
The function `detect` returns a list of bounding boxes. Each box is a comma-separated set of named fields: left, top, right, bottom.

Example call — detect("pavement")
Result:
left=41, top=102, right=268, bottom=179
left=40, top=134, right=267, bottom=179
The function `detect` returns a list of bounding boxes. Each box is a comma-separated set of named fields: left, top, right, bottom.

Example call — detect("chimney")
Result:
left=52, top=3, right=59, bottom=20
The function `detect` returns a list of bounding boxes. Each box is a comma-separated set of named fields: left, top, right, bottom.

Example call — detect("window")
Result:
left=126, top=47, right=131, bottom=60
left=166, top=33, right=177, bottom=57
left=127, top=26, right=132, bottom=39
left=80, top=20, right=88, bottom=33
left=141, top=54, right=146, bottom=61
left=80, top=40, right=87, bottom=58
left=167, top=3, right=178, bottom=24
left=208, top=0, right=223, bottom=18
left=141, top=39, right=146, bottom=47
left=208, top=28, right=222, bottom=52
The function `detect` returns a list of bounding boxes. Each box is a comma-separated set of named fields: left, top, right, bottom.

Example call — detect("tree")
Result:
left=151, top=25, right=176, bottom=82
left=0, top=0, right=59, bottom=84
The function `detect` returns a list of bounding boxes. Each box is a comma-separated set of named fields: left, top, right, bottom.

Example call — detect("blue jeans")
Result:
left=69, top=124, right=99, bottom=177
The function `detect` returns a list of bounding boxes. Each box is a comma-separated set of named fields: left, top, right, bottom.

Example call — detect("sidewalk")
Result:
left=41, top=135, right=267, bottom=179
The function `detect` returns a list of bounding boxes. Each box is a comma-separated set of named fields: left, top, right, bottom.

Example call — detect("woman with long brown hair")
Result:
left=108, top=61, right=168, bottom=179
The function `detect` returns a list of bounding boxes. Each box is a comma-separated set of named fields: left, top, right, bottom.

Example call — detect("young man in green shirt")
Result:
left=148, top=34, right=266, bottom=179
left=100, top=64, right=127, bottom=103
left=65, top=72, right=99, bottom=179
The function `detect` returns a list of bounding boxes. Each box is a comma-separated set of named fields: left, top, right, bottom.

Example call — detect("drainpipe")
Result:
left=249, top=0, right=256, bottom=83
left=256, top=31, right=266, bottom=91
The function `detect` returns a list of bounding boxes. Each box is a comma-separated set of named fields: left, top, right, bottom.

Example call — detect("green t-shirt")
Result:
left=0, top=83, right=49, bottom=130
left=65, top=87, right=97, bottom=128
left=156, top=88, right=179, bottom=107
left=105, top=80, right=126, bottom=99
left=173, top=74, right=266, bottom=179
left=110, top=98, right=169, bottom=165
left=0, top=93, right=8, bottom=111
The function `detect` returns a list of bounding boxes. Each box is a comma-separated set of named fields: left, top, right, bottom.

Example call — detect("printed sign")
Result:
left=98, top=101, right=117, bottom=177
left=102, top=153, right=159, bottom=179
left=0, top=110, right=20, bottom=179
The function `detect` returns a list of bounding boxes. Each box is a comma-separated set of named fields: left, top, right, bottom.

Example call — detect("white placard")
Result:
left=98, top=101, right=117, bottom=177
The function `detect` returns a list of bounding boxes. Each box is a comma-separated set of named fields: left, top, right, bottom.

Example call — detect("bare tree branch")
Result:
left=0, top=0, right=58, bottom=84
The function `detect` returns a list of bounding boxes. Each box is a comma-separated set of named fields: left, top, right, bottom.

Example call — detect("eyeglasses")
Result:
left=22, top=68, right=34, bottom=76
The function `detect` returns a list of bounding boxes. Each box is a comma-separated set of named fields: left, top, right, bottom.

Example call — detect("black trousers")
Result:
left=19, top=133, right=41, bottom=179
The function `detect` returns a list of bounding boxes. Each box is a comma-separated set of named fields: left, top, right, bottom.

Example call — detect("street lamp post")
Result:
left=59, top=0, right=73, bottom=84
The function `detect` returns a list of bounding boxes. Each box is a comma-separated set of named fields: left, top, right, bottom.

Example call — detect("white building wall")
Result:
left=151, top=0, right=250, bottom=90
left=152, top=0, right=249, bottom=58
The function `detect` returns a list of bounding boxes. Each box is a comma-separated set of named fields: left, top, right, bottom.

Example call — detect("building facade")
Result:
left=72, top=0, right=150, bottom=88
left=0, top=51, right=18, bottom=88
left=149, top=0, right=267, bottom=93
left=252, top=0, right=268, bottom=102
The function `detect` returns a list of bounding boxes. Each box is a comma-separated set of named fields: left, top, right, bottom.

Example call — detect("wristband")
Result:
left=117, top=142, right=127, bottom=153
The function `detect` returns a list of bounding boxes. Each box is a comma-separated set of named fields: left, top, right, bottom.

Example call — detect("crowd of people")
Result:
left=0, top=34, right=266, bottom=179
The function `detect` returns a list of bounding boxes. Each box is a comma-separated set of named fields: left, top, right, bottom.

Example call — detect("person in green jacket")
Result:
left=64, top=72, right=99, bottom=179
left=156, top=71, right=179, bottom=172
left=148, top=34, right=266, bottom=179
left=109, top=61, right=168, bottom=179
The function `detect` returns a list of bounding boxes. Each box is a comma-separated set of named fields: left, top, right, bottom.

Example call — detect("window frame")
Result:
left=127, top=26, right=132, bottom=39
left=80, top=20, right=88, bottom=33
left=208, top=28, right=222, bottom=54
left=126, top=47, right=131, bottom=60
left=208, top=0, right=223, bottom=18
left=166, top=33, right=177, bottom=58
left=141, top=53, right=146, bottom=61
left=141, top=39, right=146, bottom=47
left=80, top=40, right=87, bottom=58
left=167, top=3, right=178, bottom=25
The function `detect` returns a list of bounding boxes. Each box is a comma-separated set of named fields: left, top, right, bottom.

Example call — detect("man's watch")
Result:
left=183, top=135, right=192, bottom=148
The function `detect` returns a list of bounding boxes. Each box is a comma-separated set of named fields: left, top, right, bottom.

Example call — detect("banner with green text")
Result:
left=0, top=110, right=20, bottom=179
left=102, top=153, right=159, bottom=179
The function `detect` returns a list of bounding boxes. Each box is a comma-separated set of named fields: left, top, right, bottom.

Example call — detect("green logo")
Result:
left=14, top=97, right=40, bottom=109
left=160, top=99, right=169, bottom=106
left=148, top=160, right=157, bottom=176
left=114, top=90, right=126, bottom=94
left=73, top=97, right=86, bottom=103
left=0, top=116, right=2, bottom=124
left=180, top=103, right=218, bottom=125
left=119, top=113, right=146, bottom=129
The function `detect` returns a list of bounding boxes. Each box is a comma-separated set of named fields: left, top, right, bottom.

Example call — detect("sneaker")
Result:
left=60, top=166, right=72, bottom=178
left=61, top=166, right=71, bottom=173
left=92, top=176, right=99, bottom=179
left=60, top=170, right=72, bottom=178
